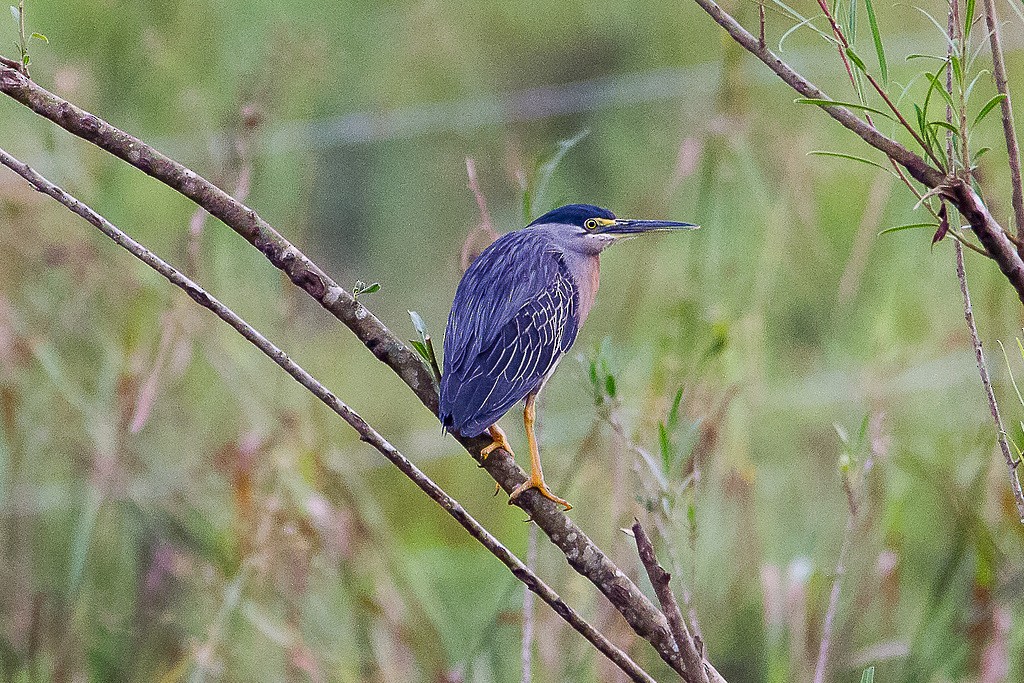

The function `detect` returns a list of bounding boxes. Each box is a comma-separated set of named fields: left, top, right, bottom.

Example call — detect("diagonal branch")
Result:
left=0, top=147, right=659, bottom=683
left=0, top=61, right=697, bottom=676
left=632, top=520, right=717, bottom=683
left=686, top=0, right=1024, bottom=304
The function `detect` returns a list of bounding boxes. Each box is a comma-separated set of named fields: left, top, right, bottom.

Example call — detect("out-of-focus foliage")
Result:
left=1, top=0, right=1024, bottom=680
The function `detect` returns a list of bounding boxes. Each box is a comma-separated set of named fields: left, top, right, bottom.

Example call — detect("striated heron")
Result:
left=439, top=204, right=697, bottom=510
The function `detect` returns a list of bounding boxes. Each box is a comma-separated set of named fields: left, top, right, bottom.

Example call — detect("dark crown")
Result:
left=528, top=204, right=616, bottom=227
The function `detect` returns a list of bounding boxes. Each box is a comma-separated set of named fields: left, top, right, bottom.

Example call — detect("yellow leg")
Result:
left=508, top=394, right=572, bottom=511
left=480, top=423, right=514, bottom=460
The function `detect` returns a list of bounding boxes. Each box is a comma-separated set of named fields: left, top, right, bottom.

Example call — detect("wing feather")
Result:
left=440, top=229, right=581, bottom=436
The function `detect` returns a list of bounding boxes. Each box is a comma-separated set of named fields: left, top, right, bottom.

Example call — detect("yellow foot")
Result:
left=508, top=476, right=572, bottom=511
left=480, top=425, right=514, bottom=460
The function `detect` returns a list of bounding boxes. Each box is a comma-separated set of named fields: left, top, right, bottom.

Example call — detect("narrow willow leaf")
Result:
left=878, top=222, right=939, bottom=236
left=951, top=54, right=963, bottom=87
left=770, top=0, right=839, bottom=43
left=668, top=387, right=684, bottom=430
left=927, top=120, right=959, bottom=135
left=30, top=31, right=46, bottom=43
left=971, top=146, right=992, bottom=163
left=964, top=69, right=990, bottom=102
left=914, top=103, right=927, bottom=139
left=847, top=0, right=857, bottom=43
left=921, top=62, right=951, bottom=116
left=845, top=46, right=868, bottom=73
left=864, top=0, right=888, bottom=84
left=964, top=0, right=976, bottom=42
left=794, top=98, right=894, bottom=119
left=409, top=310, right=429, bottom=338
left=779, top=14, right=826, bottom=52
left=973, top=93, right=1008, bottom=128
left=905, top=53, right=946, bottom=61
left=808, top=150, right=898, bottom=175
left=909, top=5, right=956, bottom=48
left=658, top=422, right=672, bottom=473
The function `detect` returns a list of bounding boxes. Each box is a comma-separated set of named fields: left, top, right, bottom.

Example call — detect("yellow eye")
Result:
left=584, top=218, right=599, bottom=230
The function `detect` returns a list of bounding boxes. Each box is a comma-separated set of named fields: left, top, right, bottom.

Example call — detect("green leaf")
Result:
left=659, top=422, right=672, bottom=473
left=964, top=70, right=990, bottom=102
left=353, top=280, right=381, bottom=299
left=808, top=150, right=898, bottom=175
left=845, top=46, right=868, bottom=73
left=410, top=339, right=428, bottom=361
left=971, top=146, right=992, bottom=163
left=951, top=54, right=963, bottom=87
left=927, top=120, right=960, bottom=135
left=914, top=103, right=927, bottom=138
left=847, top=0, right=857, bottom=43
left=605, top=373, right=616, bottom=398
left=864, top=0, right=888, bottom=84
left=924, top=72, right=955, bottom=111
left=905, top=53, right=946, bottom=62
left=794, top=98, right=894, bottom=119
left=778, top=14, right=826, bottom=52
left=973, top=94, right=1007, bottom=129
left=964, top=0, right=976, bottom=42
left=30, top=31, right=46, bottom=43
left=878, top=222, right=939, bottom=236
left=668, top=387, right=684, bottom=430
left=860, top=666, right=875, bottom=683
left=909, top=5, right=956, bottom=48
left=409, top=310, right=428, bottom=338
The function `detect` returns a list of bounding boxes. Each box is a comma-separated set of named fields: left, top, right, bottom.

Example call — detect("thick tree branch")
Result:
left=0, top=62, right=697, bottom=676
left=0, top=147, right=659, bottom=683
left=686, top=0, right=1024, bottom=304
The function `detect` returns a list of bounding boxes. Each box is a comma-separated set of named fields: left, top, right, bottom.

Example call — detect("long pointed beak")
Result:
left=598, top=218, right=700, bottom=236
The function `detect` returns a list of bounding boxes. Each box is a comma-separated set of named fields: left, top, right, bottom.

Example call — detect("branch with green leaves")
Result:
left=689, top=0, right=1024, bottom=304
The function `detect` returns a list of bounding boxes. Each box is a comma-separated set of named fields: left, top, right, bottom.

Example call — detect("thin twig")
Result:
left=0, top=61, right=695, bottom=675
left=631, top=520, right=716, bottom=683
left=812, top=511, right=855, bottom=683
left=981, top=0, right=1024, bottom=252
left=955, top=241, right=1024, bottom=522
left=0, top=147, right=659, bottom=683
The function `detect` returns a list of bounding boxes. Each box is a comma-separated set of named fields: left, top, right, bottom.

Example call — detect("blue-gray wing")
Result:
left=440, top=230, right=579, bottom=436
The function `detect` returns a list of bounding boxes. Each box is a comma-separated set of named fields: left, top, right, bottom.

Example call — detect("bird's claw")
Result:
left=508, top=476, right=572, bottom=511
left=480, top=429, right=513, bottom=461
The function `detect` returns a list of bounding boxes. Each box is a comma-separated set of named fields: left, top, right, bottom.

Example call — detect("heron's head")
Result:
left=527, top=204, right=698, bottom=255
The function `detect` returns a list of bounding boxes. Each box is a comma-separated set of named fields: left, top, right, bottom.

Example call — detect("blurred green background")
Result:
left=2, top=0, right=1024, bottom=680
